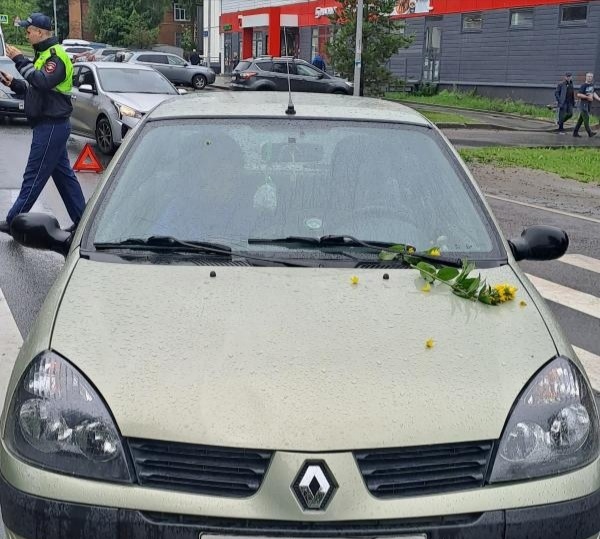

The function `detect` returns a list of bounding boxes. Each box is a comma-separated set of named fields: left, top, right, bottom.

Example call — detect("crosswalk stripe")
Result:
left=526, top=274, right=600, bottom=319
left=559, top=254, right=600, bottom=275
left=0, top=287, right=23, bottom=409
left=573, top=347, right=600, bottom=391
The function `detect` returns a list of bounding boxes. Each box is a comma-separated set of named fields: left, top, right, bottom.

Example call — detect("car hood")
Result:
left=104, top=91, right=176, bottom=113
left=51, top=259, right=556, bottom=451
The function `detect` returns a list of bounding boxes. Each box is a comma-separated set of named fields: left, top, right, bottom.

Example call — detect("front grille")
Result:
left=355, top=441, right=494, bottom=498
left=141, top=512, right=486, bottom=536
left=128, top=438, right=273, bottom=497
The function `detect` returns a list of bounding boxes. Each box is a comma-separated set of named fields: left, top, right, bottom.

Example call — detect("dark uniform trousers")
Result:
left=7, top=119, right=85, bottom=225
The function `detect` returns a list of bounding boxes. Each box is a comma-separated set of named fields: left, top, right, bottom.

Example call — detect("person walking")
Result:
left=554, top=72, right=575, bottom=133
left=312, top=51, right=326, bottom=72
left=573, top=72, right=599, bottom=138
left=190, top=49, right=200, bottom=66
left=0, top=13, right=85, bottom=235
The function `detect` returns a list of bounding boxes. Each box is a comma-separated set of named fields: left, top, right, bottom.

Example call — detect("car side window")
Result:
left=255, top=61, right=273, bottom=71
left=77, top=67, right=95, bottom=88
left=167, top=55, right=186, bottom=66
left=296, top=63, right=321, bottom=77
left=271, top=62, right=296, bottom=74
left=72, top=66, right=80, bottom=87
left=138, top=54, right=168, bottom=64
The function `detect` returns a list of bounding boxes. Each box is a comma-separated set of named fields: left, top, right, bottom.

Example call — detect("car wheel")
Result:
left=192, top=74, right=207, bottom=90
left=95, top=116, right=116, bottom=155
left=333, top=89, right=348, bottom=95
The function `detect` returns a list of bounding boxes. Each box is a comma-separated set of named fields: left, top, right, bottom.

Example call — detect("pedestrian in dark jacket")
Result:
left=312, top=52, right=326, bottom=72
left=554, top=72, right=575, bottom=133
left=190, top=49, right=200, bottom=65
left=0, top=13, right=85, bottom=235
left=573, top=72, right=600, bottom=138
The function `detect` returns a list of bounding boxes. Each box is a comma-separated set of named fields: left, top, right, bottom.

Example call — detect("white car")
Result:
left=70, top=61, right=183, bottom=154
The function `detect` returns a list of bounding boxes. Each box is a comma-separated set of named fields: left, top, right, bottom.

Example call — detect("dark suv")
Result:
left=231, top=56, right=352, bottom=94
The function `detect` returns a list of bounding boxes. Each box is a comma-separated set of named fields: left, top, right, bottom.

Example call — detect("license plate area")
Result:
left=18, top=102, right=24, bottom=110
left=203, top=535, right=427, bottom=539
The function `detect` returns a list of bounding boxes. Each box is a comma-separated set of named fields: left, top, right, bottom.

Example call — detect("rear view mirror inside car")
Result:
left=261, top=142, right=324, bottom=162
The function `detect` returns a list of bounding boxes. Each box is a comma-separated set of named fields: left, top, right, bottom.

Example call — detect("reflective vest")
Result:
left=34, top=44, right=73, bottom=94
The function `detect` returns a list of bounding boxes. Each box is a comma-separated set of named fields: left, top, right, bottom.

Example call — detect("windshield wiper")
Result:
left=93, top=235, right=313, bottom=267
left=94, top=236, right=232, bottom=254
left=248, top=235, right=463, bottom=267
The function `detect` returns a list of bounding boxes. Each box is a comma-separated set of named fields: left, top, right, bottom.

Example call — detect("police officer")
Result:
left=0, top=13, right=85, bottom=235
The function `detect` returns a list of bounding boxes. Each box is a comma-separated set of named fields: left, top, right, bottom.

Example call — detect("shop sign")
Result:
left=315, top=6, right=336, bottom=18
left=392, top=0, right=432, bottom=16
left=223, top=23, right=232, bottom=31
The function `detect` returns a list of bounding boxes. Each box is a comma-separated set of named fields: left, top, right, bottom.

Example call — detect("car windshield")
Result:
left=91, top=119, right=501, bottom=260
left=96, top=67, right=176, bottom=94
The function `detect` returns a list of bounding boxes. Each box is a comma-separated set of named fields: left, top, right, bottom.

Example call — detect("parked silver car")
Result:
left=121, top=50, right=216, bottom=90
left=70, top=62, right=182, bottom=155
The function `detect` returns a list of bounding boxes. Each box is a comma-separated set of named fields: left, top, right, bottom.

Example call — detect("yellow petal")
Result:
left=421, top=282, right=432, bottom=292
left=425, top=338, right=435, bottom=349
left=350, top=275, right=359, bottom=285
left=428, top=248, right=441, bottom=256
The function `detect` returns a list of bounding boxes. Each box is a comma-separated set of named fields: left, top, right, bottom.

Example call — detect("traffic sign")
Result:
left=0, top=14, right=9, bottom=24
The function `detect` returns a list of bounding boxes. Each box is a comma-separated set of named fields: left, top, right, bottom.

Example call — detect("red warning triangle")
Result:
left=73, top=143, right=103, bottom=173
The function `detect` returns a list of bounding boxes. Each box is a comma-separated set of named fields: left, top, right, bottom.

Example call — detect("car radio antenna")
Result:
left=283, top=27, right=296, bottom=115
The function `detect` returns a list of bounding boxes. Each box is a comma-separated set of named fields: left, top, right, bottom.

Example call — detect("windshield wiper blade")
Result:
left=248, top=235, right=396, bottom=248
left=94, top=235, right=314, bottom=267
left=94, top=235, right=232, bottom=254
left=248, top=235, right=463, bottom=267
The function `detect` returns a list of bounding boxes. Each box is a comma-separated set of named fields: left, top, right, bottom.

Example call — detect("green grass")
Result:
left=459, top=147, right=600, bottom=184
left=420, top=110, right=474, bottom=125
left=387, top=90, right=558, bottom=121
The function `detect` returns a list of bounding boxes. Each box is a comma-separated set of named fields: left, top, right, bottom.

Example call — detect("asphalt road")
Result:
left=0, top=121, right=599, bottom=536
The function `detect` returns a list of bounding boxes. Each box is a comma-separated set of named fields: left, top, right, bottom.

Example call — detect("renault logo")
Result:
left=292, top=461, right=337, bottom=511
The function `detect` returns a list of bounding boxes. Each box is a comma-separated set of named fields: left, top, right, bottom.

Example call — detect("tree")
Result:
left=88, top=0, right=170, bottom=46
left=326, top=0, right=412, bottom=96
left=0, top=0, right=38, bottom=44
left=36, top=0, right=69, bottom=40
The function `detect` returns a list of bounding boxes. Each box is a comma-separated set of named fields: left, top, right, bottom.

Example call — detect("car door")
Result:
left=294, top=62, right=326, bottom=92
left=166, top=54, right=188, bottom=84
left=270, top=61, right=298, bottom=91
left=136, top=54, right=172, bottom=82
left=71, top=66, right=100, bottom=137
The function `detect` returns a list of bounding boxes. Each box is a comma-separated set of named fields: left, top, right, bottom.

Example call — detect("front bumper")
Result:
left=0, top=97, right=25, bottom=117
left=1, top=473, right=600, bottom=539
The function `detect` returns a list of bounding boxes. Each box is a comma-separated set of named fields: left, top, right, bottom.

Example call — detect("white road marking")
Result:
left=526, top=274, right=600, bottom=319
left=0, top=287, right=23, bottom=410
left=486, top=194, right=600, bottom=224
left=559, top=254, right=600, bottom=275
left=574, top=347, right=600, bottom=391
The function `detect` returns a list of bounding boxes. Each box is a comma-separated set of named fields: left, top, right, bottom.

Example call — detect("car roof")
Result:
left=77, top=61, right=157, bottom=72
left=148, top=92, right=430, bottom=126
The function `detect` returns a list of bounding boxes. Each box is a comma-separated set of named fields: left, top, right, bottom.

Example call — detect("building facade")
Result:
left=393, top=0, right=600, bottom=103
left=219, top=0, right=600, bottom=103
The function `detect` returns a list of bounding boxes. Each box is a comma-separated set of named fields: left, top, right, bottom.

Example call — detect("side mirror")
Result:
left=317, top=73, right=325, bottom=79
left=178, top=88, right=188, bottom=95
left=10, top=213, right=72, bottom=256
left=509, top=225, right=568, bottom=262
left=79, top=84, right=95, bottom=94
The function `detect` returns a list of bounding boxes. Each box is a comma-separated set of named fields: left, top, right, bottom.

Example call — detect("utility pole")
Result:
left=352, top=0, right=363, bottom=96
left=207, top=0, right=211, bottom=68
left=52, top=0, right=58, bottom=37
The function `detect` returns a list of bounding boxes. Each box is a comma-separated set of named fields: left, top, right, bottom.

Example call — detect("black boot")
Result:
left=0, top=221, right=10, bottom=234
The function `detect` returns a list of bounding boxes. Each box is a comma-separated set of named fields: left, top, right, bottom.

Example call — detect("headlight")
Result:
left=490, top=356, right=599, bottom=483
left=115, top=103, right=142, bottom=119
left=5, top=351, right=132, bottom=482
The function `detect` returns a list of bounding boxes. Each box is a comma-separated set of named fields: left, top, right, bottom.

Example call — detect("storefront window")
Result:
left=253, top=31, right=264, bottom=57
left=281, top=27, right=299, bottom=56
left=462, top=12, right=483, bottom=32
left=510, top=9, right=534, bottom=28
left=560, top=4, right=588, bottom=24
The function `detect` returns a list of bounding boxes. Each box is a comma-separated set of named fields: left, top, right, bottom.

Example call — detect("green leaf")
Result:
left=416, top=261, right=437, bottom=283
left=436, top=267, right=459, bottom=282
left=389, top=244, right=411, bottom=253
left=378, top=251, right=398, bottom=261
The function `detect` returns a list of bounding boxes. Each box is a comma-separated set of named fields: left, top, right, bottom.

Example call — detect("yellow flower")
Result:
left=425, top=338, right=435, bottom=349
left=493, top=283, right=517, bottom=302
left=421, top=282, right=432, bottom=292
left=428, top=247, right=441, bottom=257
left=408, top=246, right=416, bottom=253
left=519, top=300, right=527, bottom=308
left=350, top=275, right=359, bottom=285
